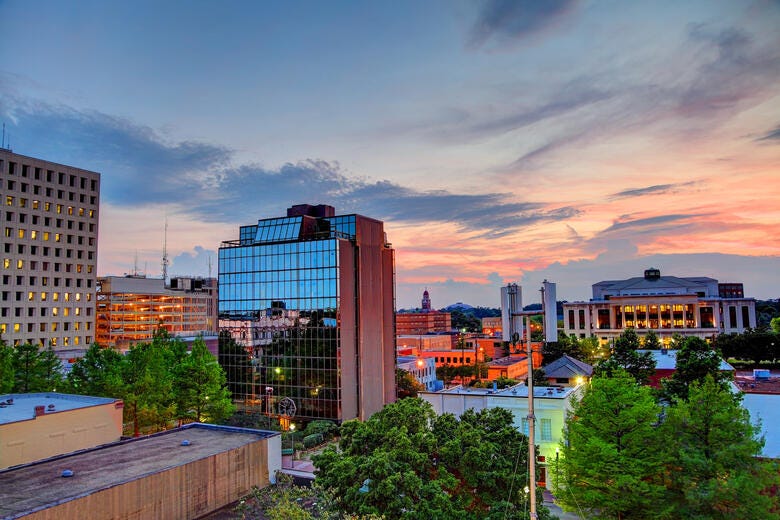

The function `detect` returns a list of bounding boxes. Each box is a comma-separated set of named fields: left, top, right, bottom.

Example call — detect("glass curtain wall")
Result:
left=219, top=222, right=344, bottom=421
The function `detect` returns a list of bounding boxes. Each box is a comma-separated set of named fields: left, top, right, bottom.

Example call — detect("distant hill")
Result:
left=442, top=302, right=474, bottom=311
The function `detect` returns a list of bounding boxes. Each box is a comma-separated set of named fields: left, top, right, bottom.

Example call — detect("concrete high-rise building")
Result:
left=0, top=150, right=100, bottom=356
left=218, top=204, right=395, bottom=423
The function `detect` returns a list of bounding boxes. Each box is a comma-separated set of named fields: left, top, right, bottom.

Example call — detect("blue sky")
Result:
left=1, top=0, right=779, bottom=308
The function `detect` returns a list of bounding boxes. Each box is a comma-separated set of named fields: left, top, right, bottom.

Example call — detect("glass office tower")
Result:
left=218, top=204, right=395, bottom=424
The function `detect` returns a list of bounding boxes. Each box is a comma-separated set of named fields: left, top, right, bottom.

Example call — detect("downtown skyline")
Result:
left=1, top=0, right=779, bottom=308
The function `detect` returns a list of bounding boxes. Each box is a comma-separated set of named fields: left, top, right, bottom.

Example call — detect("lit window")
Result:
left=75, top=307, right=81, bottom=316
left=50, top=337, right=57, bottom=346
left=55, top=233, right=61, bottom=242
left=28, top=292, right=34, bottom=301
left=52, top=307, right=58, bottom=316
left=45, top=202, right=51, bottom=211
left=78, top=208, right=84, bottom=216
left=13, top=323, right=20, bottom=332
left=89, top=209, right=95, bottom=218
left=56, top=204, right=62, bottom=214
left=43, top=232, right=50, bottom=241
left=17, top=229, right=25, bottom=239
left=16, top=260, right=23, bottom=269
left=87, top=293, right=92, bottom=301
left=51, top=323, right=58, bottom=331
left=0, top=324, right=5, bottom=333
left=31, top=230, right=37, bottom=239
left=74, top=322, right=80, bottom=330
left=6, top=196, right=13, bottom=206
left=74, top=336, right=79, bottom=345
left=3, top=259, right=9, bottom=269
left=19, top=198, right=27, bottom=208
left=53, top=292, right=60, bottom=301
left=63, top=336, right=69, bottom=346
left=67, top=206, right=73, bottom=215
left=75, top=293, right=81, bottom=301
left=40, top=292, right=47, bottom=300
left=32, top=200, right=39, bottom=209
left=64, top=293, right=70, bottom=302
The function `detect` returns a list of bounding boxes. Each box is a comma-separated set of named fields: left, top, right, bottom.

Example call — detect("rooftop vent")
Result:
left=62, top=469, right=74, bottom=478
left=47, top=404, right=56, bottom=411
left=181, top=440, right=191, bottom=446
left=644, top=268, right=661, bottom=281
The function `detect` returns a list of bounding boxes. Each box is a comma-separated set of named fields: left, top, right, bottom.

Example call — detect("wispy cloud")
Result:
left=756, top=124, right=780, bottom=141
left=610, top=182, right=697, bottom=200
left=0, top=99, right=579, bottom=237
left=468, top=0, right=578, bottom=49
left=600, top=214, right=707, bottom=236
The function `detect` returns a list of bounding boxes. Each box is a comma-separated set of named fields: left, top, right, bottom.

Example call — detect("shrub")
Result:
left=303, top=433, right=324, bottom=449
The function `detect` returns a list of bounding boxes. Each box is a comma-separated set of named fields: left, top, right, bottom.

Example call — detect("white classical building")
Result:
left=563, top=268, right=756, bottom=344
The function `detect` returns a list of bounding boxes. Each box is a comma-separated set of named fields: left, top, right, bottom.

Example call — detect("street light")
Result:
left=289, top=424, right=296, bottom=468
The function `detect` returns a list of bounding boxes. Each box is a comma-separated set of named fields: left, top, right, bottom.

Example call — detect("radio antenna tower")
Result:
left=162, top=217, right=169, bottom=281
left=208, top=254, right=213, bottom=278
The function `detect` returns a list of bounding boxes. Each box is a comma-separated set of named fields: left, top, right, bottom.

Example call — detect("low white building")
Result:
left=420, top=383, right=584, bottom=489
left=397, top=355, right=438, bottom=391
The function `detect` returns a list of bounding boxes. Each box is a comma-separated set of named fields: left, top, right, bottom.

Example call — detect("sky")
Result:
left=1, top=0, right=779, bottom=309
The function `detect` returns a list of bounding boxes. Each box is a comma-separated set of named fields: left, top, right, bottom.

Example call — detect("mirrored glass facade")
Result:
left=219, top=207, right=394, bottom=424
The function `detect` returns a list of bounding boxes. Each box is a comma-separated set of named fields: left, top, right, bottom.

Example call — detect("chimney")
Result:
left=34, top=405, right=45, bottom=417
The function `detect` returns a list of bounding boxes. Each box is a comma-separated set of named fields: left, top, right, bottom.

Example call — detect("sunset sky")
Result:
left=1, top=0, right=778, bottom=308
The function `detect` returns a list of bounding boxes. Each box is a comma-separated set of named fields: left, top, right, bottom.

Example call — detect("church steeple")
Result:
left=421, top=288, right=431, bottom=312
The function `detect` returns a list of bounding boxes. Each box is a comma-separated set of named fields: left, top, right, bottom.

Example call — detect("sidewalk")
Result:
left=543, top=489, right=583, bottom=519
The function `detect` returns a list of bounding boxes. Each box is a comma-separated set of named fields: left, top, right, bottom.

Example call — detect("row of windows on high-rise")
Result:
left=2, top=159, right=99, bottom=191
left=2, top=258, right=94, bottom=274
left=2, top=274, right=92, bottom=289
left=3, top=242, right=94, bottom=260
left=4, top=197, right=97, bottom=215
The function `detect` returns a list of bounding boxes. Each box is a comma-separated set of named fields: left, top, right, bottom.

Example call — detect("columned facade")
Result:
left=563, top=269, right=756, bottom=343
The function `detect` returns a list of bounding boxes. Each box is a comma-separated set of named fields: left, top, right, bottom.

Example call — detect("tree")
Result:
left=121, top=341, right=175, bottom=436
left=642, top=330, right=662, bottom=350
left=0, top=341, right=14, bottom=393
left=660, top=336, right=729, bottom=401
left=594, top=329, right=656, bottom=385
left=663, top=376, right=780, bottom=519
left=396, top=368, right=424, bottom=399
left=556, top=371, right=669, bottom=519
left=12, top=343, right=63, bottom=392
left=172, top=337, right=234, bottom=423
left=313, top=398, right=553, bottom=519
left=66, top=343, right=124, bottom=397
left=218, top=329, right=253, bottom=400
left=771, top=316, right=780, bottom=334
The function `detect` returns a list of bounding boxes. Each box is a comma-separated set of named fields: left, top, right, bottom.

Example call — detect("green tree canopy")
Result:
left=0, top=341, right=14, bottom=394
left=122, top=340, right=175, bottom=436
left=593, top=329, right=656, bottom=385
left=66, top=343, right=124, bottom=397
left=660, top=336, right=729, bottom=402
left=12, top=344, right=63, bottom=392
left=642, top=330, right=662, bottom=350
left=395, top=368, right=424, bottom=399
left=172, top=337, right=234, bottom=423
left=556, top=371, right=669, bottom=519
left=663, top=376, right=780, bottom=519
left=313, top=398, right=553, bottom=519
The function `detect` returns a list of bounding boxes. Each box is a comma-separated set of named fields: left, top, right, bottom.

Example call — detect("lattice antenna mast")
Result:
left=208, top=254, right=212, bottom=278
left=162, top=217, right=169, bottom=281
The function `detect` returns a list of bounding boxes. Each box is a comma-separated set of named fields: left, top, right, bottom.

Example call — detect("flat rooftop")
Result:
left=435, top=383, right=578, bottom=399
left=0, top=393, right=117, bottom=425
left=0, top=423, right=278, bottom=519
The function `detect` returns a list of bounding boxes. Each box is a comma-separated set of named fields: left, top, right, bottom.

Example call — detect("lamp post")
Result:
left=555, top=447, right=560, bottom=489
left=288, top=423, right=296, bottom=468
